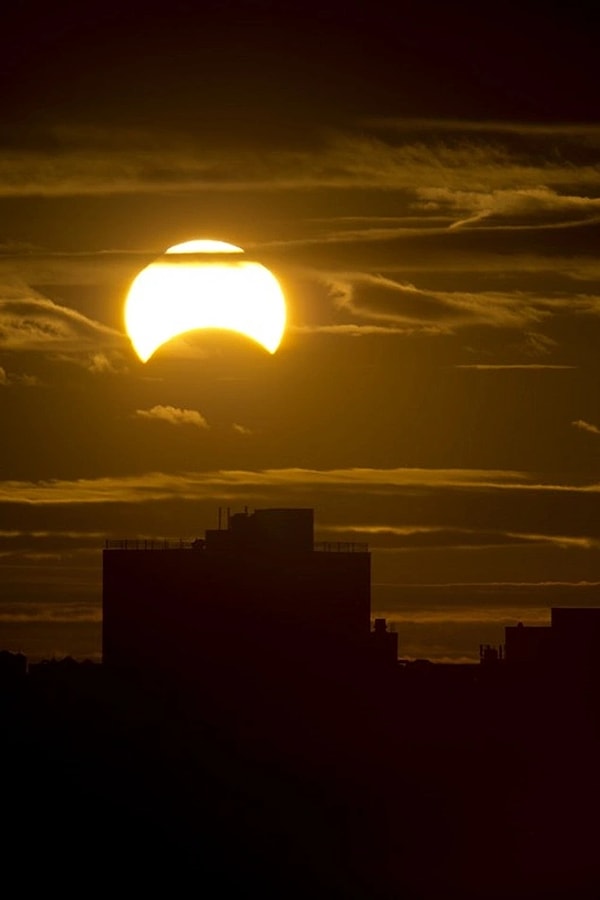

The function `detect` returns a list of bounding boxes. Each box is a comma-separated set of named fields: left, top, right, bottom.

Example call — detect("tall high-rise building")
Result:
left=103, top=508, right=373, bottom=686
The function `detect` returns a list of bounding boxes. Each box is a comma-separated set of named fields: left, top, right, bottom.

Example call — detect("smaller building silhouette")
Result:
left=370, top=617, right=399, bottom=667
left=505, top=608, right=600, bottom=681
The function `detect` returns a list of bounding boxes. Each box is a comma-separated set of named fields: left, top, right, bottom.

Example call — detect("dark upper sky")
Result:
left=1, top=0, right=599, bottom=662
left=3, top=2, right=598, bottom=125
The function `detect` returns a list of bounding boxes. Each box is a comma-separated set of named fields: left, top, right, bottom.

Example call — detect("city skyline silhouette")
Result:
left=3, top=504, right=600, bottom=897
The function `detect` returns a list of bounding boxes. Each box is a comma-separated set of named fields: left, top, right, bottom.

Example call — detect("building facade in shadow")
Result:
left=103, top=508, right=378, bottom=699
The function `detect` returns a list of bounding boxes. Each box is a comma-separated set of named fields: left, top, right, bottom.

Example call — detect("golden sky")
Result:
left=1, top=1, right=598, bottom=661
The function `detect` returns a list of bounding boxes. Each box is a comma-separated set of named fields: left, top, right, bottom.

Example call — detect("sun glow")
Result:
left=125, top=240, right=286, bottom=362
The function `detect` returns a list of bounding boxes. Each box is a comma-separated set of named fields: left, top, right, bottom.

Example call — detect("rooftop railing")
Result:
left=105, top=539, right=195, bottom=550
left=105, top=538, right=369, bottom=553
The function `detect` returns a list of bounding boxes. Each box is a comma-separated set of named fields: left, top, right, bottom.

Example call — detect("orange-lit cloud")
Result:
left=0, top=365, right=39, bottom=386
left=0, top=467, right=599, bottom=506
left=2, top=123, right=600, bottom=199
left=135, top=405, right=209, bottom=429
left=454, top=364, right=575, bottom=370
left=363, top=118, right=600, bottom=138
left=376, top=606, right=552, bottom=625
left=315, top=271, right=600, bottom=334
left=0, top=291, right=125, bottom=351
left=322, top=524, right=600, bottom=551
left=572, top=419, right=600, bottom=435
left=0, top=602, right=101, bottom=623
left=86, top=352, right=125, bottom=374
left=416, top=186, right=600, bottom=231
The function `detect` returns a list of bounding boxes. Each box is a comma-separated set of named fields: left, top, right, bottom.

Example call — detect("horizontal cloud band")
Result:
left=0, top=466, right=598, bottom=506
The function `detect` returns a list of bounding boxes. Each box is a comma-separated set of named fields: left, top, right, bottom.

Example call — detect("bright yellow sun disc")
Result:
left=125, top=240, right=286, bottom=361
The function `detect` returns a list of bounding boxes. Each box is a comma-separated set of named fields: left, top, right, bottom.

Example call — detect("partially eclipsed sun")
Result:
left=125, top=239, right=286, bottom=362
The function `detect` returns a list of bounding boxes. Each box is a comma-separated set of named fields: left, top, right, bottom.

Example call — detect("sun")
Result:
left=124, top=239, right=286, bottom=362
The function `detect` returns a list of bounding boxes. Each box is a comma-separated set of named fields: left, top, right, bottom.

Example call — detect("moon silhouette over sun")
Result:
left=124, top=239, right=287, bottom=362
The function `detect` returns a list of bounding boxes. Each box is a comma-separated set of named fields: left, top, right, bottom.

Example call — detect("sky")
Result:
left=1, top=0, right=598, bottom=662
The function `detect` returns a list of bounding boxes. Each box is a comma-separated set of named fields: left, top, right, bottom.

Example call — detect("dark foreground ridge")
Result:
left=2, top=509, right=600, bottom=898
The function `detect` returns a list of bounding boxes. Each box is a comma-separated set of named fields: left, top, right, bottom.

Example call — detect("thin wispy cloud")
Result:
left=0, top=467, right=599, bottom=507
left=0, top=602, right=101, bottom=623
left=2, top=125, right=600, bottom=198
left=454, top=364, right=576, bottom=370
left=318, top=271, right=600, bottom=334
left=86, top=352, right=126, bottom=375
left=135, top=405, right=209, bottom=429
left=364, top=118, right=600, bottom=139
left=377, top=607, right=553, bottom=626
left=417, top=186, right=600, bottom=231
left=375, top=580, right=600, bottom=588
left=232, top=423, right=252, bottom=435
left=0, top=529, right=104, bottom=538
left=322, top=524, right=600, bottom=551
left=0, top=365, right=39, bottom=386
left=292, top=323, right=440, bottom=336
left=53, top=350, right=129, bottom=375
left=572, top=419, right=600, bottom=436
left=506, top=532, right=600, bottom=550
left=0, top=290, right=125, bottom=352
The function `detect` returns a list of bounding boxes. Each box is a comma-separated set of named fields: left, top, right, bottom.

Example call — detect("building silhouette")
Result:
left=505, top=607, right=600, bottom=677
left=103, top=508, right=381, bottom=692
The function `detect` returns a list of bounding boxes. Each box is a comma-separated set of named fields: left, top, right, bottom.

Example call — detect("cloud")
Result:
left=506, top=532, right=600, bottom=550
left=316, top=271, right=600, bottom=334
left=292, top=323, right=437, bottom=336
left=87, top=352, right=126, bottom=374
left=454, top=365, right=576, bottom=370
left=364, top=118, right=600, bottom=139
left=572, top=419, right=600, bottom=436
left=2, top=122, right=600, bottom=199
left=232, top=423, right=252, bottom=435
left=321, top=524, right=600, bottom=551
left=416, top=186, right=600, bottom=231
left=0, top=602, right=101, bottom=623
left=135, top=405, right=209, bottom=429
left=0, top=466, right=599, bottom=506
left=377, top=606, right=553, bottom=626
left=55, top=351, right=129, bottom=375
left=0, top=288, right=125, bottom=352
left=0, top=365, right=40, bottom=386
left=508, top=332, right=559, bottom=358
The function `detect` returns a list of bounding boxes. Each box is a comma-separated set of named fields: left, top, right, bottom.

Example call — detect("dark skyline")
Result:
left=1, top=1, right=599, bottom=662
